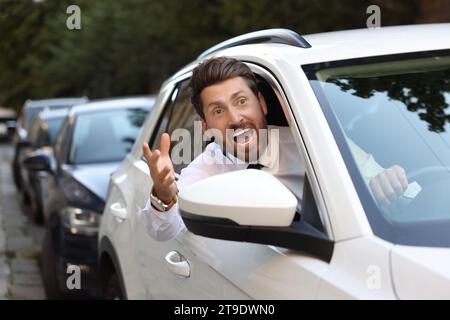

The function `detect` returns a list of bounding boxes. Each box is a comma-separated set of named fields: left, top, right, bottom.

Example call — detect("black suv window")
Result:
left=54, top=117, right=71, bottom=163
left=27, top=119, right=40, bottom=146
left=36, top=126, right=51, bottom=148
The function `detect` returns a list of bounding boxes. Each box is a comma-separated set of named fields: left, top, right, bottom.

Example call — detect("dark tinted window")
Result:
left=27, top=118, right=41, bottom=145
left=47, top=117, right=65, bottom=145
left=36, top=126, right=51, bottom=147
left=54, top=117, right=71, bottom=163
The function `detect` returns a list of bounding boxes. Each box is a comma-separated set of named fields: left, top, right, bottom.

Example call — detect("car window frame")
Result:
left=148, top=87, right=178, bottom=152
left=146, top=61, right=333, bottom=244
left=36, top=124, right=48, bottom=148
left=27, top=117, right=40, bottom=146
left=54, top=115, right=74, bottom=165
left=147, top=75, right=198, bottom=177
left=246, top=62, right=334, bottom=241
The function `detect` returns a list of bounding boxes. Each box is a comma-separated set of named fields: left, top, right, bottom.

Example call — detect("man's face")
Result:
left=200, top=76, right=268, bottom=161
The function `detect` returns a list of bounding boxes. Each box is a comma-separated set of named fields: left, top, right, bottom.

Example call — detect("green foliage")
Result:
left=0, top=0, right=432, bottom=111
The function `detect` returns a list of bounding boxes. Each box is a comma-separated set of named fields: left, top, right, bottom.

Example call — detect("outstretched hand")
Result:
left=143, top=133, right=178, bottom=204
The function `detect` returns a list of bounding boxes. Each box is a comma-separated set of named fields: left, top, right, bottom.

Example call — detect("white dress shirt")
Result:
left=142, top=125, right=385, bottom=241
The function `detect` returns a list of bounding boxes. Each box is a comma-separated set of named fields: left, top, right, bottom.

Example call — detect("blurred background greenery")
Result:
left=0, top=0, right=449, bottom=112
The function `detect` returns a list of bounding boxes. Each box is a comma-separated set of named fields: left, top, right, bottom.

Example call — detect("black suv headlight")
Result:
left=61, top=207, right=101, bottom=236
left=60, top=174, right=104, bottom=213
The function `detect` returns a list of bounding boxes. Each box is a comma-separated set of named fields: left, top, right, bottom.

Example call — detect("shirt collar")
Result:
left=257, top=125, right=280, bottom=169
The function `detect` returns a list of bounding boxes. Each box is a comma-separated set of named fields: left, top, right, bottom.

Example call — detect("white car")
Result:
left=99, top=24, right=450, bottom=299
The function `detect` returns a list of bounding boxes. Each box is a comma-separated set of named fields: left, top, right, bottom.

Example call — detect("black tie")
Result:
left=247, top=163, right=264, bottom=170
left=222, top=149, right=264, bottom=170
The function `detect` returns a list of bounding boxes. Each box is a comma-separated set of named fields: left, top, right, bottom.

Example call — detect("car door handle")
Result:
left=110, top=202, right=128, bottom=220
left=164, top=251, right=190, bottom=278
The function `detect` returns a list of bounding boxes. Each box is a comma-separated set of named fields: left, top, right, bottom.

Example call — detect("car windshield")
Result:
left=304, top=49, right=450, bottom=247
left=69, top=108, right=148, bottom=164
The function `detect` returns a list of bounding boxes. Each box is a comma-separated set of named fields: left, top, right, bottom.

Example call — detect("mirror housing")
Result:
left=23, top=151, right=52, bottom=172
left=16, top=140, right=30, bottom=148
left=179, top=170, right=334, bottom=262
left=179, top=169, right=297, bottom=227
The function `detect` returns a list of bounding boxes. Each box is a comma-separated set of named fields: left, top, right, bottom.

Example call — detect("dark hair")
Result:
left=189, top=57, right=258, bottom=119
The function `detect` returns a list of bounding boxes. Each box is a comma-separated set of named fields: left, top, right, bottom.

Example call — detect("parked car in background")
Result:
left=0, top=107, right=16, bottom=142
left=23, top=96, right=155, bottom=299
left=99, top=25, right=450, bottom=300
left=12, top=97, right=88, bottom=191
left=20, top=108, right=70, bottom=223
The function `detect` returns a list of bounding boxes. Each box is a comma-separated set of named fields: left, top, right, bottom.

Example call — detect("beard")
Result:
left=220, top=121, right=268, bottom=163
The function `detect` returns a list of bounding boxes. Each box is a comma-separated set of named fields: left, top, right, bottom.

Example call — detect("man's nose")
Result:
left=228, top=107, right=243, bottom=125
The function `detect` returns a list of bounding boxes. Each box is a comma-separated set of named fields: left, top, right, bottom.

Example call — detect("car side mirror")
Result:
left=178, top=170, right=334, bottom=262
left=17, top=140, right=31, bottom=148
left=23, top=152, right=52, bottom=172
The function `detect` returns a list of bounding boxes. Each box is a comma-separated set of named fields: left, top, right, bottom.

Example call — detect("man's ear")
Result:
left=201, top=118, right=209, bottom=132
left=258, top=92, right=268, bottom=116
left=202, top=118, right=216, bottom=142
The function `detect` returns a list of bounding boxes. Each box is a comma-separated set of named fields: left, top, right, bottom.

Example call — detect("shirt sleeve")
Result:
left=347, top=138, right=385, bottom=184
left=142, top=143, right=229, bottom=241
left=142, top=199, right=186, bottom=242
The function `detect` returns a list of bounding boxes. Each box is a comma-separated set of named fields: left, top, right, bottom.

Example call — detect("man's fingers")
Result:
left=157, top=166, right=171, bottom=184
left=142, top=143, right=152, bottom=163
left=370, top=179, right=390, bottom=206
left=160, top=133, right=171, bottom=156
left=370, top=165, right=409, bottom=207
left=378, top=172, right=397, bottom=202
left=386, top=169, right=404, bottom=197
left=161, top=175, right=175, bottom=188
left=393, top=165, right=408, bottom=190
left=149, top=150, right=161, bottom=175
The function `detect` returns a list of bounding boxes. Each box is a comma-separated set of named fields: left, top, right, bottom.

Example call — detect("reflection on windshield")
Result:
left=69, top=108, right=147, bottom=164
left=328, top=67, right=450, bottom=133
left=304, top=50, right=450, bottom=248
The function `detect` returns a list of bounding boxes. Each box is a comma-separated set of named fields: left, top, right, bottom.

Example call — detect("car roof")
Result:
left=25, top=97, right=88, bottom=109
left=38, top=107, right=70, bottom=121
left=0, top=107, right=16, bottom=118
left=301, top=23, right=450, bottom=64
left=69, top=96, right=156, bottom=116
left=169, top=23, right=450, bottom=82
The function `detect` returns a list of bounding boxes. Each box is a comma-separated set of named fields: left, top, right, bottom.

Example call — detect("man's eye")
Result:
left=238, top=98, right=247, bottom=105
left=213, top=108, right=223, bottom=115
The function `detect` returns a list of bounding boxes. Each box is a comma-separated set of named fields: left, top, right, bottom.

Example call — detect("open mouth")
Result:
left=232, top=127, right=255, bottom=145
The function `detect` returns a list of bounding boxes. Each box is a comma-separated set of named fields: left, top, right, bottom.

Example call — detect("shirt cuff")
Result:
left=144, top=198, right=178, bottom=221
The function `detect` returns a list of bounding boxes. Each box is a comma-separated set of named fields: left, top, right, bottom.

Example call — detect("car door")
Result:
left=119, top=78, right=247, bottom=299
left=43, top=116, right=72, bottom=223
left=19, top=118, right=40, bottom=195
left=129, top=68, right=334, bottom=299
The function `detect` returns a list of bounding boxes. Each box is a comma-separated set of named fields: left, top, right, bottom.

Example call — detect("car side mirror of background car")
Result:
left=179, top=169, right=297, bottom=227
left=23, top=152, right=52, bottom=172
left=178, top=170, right=334, bottom=262
left=16, top=140, right=31, bottom=148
